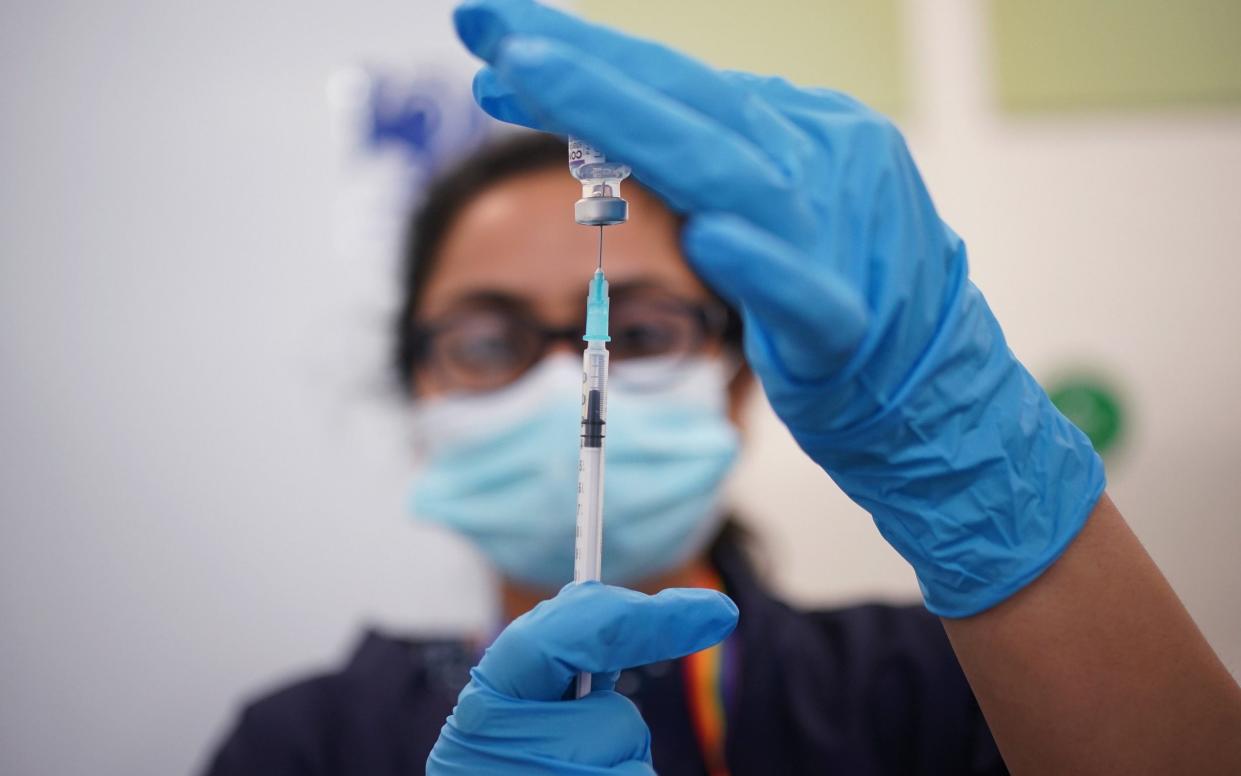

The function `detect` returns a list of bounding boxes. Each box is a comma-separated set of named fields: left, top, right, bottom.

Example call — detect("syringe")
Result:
left=573, top=258, right=609, bottom=699
left=570, top=137, right=628, bottom=699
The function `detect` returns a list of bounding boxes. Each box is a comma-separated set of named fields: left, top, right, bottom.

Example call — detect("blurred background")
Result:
left=2, top=1, right=1239, bottom=773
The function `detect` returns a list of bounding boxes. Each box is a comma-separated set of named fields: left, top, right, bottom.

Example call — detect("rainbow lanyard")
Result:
left=681, top=566, right=736, bottom=776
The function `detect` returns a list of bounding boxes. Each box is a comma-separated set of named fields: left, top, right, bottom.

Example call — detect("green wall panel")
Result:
left=990, top=0, right=1241, bottom=111
left=575, top=0, right=908, bottom=116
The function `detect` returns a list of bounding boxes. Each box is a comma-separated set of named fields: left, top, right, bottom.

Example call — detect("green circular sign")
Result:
left=1047, top=378, right=1125, bottom=456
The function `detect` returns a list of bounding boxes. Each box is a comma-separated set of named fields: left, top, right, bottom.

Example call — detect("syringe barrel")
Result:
left=579, top=343, right=609, bottom=445
left=574, top=341, right=609, bottom=590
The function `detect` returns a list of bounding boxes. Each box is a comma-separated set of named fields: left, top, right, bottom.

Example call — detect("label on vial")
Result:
left=568, top=137, right=605, bottom=171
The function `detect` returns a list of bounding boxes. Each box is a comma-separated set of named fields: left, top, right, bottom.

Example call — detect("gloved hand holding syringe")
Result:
left=568, top=136, right=630, bottom=698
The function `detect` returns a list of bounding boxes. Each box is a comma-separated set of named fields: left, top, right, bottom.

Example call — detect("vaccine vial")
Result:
left=568, top=137, right=630, bottom=226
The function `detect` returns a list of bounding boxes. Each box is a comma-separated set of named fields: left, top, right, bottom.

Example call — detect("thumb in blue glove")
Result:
left=426, top=581, right=738, bottom=775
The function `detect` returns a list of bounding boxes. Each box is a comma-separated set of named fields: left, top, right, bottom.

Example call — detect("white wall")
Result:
left=2, top=2, right=1238, bottom=775
left=1, top=3, right=486, bottom=775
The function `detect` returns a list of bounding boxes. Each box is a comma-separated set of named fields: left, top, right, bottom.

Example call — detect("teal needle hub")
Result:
left=583, top=269, right=610, bottom=342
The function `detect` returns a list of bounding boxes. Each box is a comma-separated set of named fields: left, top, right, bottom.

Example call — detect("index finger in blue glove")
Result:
left=485, top=36, right=817, bottom=244
left=454, top=0, right=813, bottom=181
left=471, top=66, right=538, bottom=128
left=477, top=582, right=738, bottom=701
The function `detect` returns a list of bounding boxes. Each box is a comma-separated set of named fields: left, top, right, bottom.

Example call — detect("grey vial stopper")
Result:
left=575, top=196, right=629, bottom=226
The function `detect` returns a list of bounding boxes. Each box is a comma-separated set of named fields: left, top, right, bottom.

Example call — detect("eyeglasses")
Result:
left=409, top=290, right=730, bottom=394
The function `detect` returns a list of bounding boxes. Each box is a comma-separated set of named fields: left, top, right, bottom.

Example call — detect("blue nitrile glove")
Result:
left=426, top=582, right=738, bottom=774
left=453, top=0, right=1107, bottom=617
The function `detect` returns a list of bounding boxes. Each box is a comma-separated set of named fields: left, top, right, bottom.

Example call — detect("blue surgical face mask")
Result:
left=408, top=355, right=740, bottom=589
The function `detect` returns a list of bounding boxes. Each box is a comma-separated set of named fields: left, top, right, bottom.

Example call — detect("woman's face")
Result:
left=413, top=166, right=750, bottom=414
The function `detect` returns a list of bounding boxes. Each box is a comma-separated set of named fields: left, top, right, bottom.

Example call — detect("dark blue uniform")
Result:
left=202, top=539, right=1006, bottom=774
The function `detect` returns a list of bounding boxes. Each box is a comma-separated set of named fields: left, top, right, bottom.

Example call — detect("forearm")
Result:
left=942, top=494, right=1241, bottom=775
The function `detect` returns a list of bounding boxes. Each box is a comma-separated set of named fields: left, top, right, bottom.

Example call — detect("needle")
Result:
left=597, top=225, right=604, bottom=271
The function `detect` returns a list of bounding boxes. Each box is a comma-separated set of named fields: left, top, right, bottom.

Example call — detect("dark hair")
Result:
left=392, top=130, right=741, bottom=392
left=393, top=132, right=568, bottom=390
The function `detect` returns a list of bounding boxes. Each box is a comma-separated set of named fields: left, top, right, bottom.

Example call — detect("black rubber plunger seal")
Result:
left=581, top=389, right=605, bottom=448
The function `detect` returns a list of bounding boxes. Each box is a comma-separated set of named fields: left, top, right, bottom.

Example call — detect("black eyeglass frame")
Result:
left=407, top=294, right=734, bottom=396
